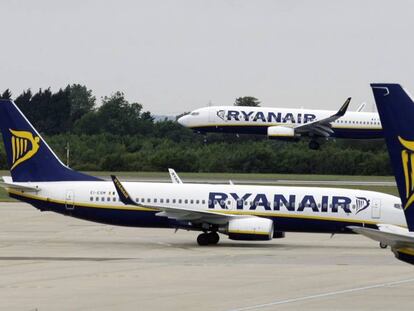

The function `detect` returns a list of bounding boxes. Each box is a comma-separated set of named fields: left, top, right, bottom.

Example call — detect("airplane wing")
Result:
left=111, top=175, right=244, bottom=225
left=294, top=97, right=351, bottom=137
left=168, top=168, right=183, bottom=184
left=349, top=225, right=414, bottom=264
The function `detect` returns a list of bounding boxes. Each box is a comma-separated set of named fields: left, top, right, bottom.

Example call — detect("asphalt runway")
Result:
left=0, top=203, right=413, bottom=311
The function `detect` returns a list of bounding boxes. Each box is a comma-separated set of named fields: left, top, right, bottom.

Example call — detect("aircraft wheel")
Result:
left=309, top=140, right=320, bottom=150
left=379, top=242, right=388, bottom=249
left=197, top=233, right=210, bottom=246
left=208, top=232, right=220, bottom=245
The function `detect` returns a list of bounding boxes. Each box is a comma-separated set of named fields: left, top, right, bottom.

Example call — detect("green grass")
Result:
left=0, top=170, right=399, bottom=202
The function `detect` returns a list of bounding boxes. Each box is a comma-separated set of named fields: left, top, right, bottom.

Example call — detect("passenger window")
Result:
left=196, top=200, right=199, bottom=204
left=179, top=199, right=182, bottom=204
left=160, top=199, right=164, bottom=203
left=185, top=199, right=188, bottom=204
left=154, top=198, right=157, bottom=203
left=147, top=198, right=151, bottom=203
left=96, top=197, right=99, bottom=201
left=190, top=200, right=194, bottom=204
left=202, top=200, right=205, bottom=204
left=166, top=199, right=169, bottom=203
left=90, top=197, right=93, bottom=201
left=113, top=197, right=116, bottom=202
left=172, top=199, right=176, bottom=203
left=101, top=197, right=105, bottom=202
left=107, top=197, right=110, bottom=201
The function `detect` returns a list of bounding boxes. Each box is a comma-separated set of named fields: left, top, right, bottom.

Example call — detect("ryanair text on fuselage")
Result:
left=208, top=192, right=370, bottom=214
left=220, top=110, right=317, bottom=124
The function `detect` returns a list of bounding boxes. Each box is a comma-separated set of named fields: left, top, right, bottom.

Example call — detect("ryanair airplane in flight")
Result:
left=0, top=99, right=404, bottom=245
left=177, top=99, right=383, bottom=149
left=351, top=84, right=414, bottom=265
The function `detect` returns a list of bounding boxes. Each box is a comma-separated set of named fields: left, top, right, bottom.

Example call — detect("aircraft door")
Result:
left=65, top=190, right=75, bottom=210
left=371, top=198, right=381, bottom=219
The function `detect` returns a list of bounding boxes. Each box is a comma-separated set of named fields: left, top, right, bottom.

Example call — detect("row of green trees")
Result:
left=0, top=86, right=392, bottom=175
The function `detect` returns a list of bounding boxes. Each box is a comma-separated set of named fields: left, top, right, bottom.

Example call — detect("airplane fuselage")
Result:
left=7, top=181, right=404, bottom=233
left=178, top=106, right=383, bottom=139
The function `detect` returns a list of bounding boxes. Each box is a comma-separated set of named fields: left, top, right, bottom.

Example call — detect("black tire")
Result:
left=379, top=242, right=388, bottom=249
left=197, top=233, right=209, bottom=246
left=208, top=232, right=220, bottom=245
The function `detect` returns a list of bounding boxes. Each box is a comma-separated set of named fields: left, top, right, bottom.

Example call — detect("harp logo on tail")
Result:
left=9, top=129, right=40, bottom=170
left=399, top=136, right=414, bottom=209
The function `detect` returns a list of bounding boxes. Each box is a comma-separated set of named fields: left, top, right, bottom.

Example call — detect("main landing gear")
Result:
left=309, top=140, right=320, bottom=150
left=379, top=242, right=388, bottom=249
left=197, top=232, right=220, bottom=246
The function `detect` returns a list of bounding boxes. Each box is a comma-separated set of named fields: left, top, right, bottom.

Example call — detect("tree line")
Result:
left=0, top=86, right=392, bottom=175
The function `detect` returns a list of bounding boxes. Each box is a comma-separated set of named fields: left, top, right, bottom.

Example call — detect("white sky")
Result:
left=0, top=0, right=413, bottom=114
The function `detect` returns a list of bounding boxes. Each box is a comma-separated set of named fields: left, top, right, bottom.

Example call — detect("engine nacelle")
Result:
left=267, top=126, right=295, bottom=138
left=226, top=218, right=274, bottom=241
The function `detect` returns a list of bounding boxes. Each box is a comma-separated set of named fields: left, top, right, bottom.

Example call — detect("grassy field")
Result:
left=0, top=171, right=399, bottom=202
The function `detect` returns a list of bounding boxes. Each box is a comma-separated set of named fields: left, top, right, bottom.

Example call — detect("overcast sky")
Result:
left=1, top=0, right=413, bottom=115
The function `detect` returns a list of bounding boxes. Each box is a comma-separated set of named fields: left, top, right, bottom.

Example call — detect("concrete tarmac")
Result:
left=0, top=202, right=413, bottom=311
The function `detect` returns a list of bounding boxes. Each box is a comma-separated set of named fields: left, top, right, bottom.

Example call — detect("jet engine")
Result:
left=225, top=218, right=274, bottom=241
left=267, top=126, right=295, bottom=138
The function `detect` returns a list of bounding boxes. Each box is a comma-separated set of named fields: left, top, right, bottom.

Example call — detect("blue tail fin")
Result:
left=371, top=83, right=414, bottom=231
left=0, top=99, right=101, bottom=182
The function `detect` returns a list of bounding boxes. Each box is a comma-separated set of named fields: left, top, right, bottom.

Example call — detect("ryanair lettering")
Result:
left=208, top=192, right=361, bottom=214
left=222, top=110, right=316, bottom=124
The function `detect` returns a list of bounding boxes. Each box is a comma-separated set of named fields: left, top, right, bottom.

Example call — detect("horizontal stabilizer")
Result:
left=0, top=176, right=39, bottom=192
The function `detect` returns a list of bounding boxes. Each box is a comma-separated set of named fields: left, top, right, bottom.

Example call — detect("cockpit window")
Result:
left=190, top=112, right=200, bottom=116
left=394, top=203, right=402, bottom=209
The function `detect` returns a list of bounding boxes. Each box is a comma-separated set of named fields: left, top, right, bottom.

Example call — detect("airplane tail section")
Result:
left=0, top=99, right=101, bottom=182
left=371, top=83, right=414, bottom=231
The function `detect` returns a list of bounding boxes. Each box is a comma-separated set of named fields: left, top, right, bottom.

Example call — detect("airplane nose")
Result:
left=178, top=115, right=189, bottom=127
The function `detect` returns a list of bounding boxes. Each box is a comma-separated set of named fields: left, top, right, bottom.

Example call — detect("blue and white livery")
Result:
left=178, top=99, right=383, bottom=149
left=351, top=84, right=414, bottom=265
left=0, top=99, right=404, bottom=245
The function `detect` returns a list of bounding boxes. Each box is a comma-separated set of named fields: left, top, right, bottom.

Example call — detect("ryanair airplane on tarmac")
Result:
left=0, top=99, right=405, bottom=245
left=177, top=99, right=383, bottom=149
left=351, top=84, right=414, bottom=265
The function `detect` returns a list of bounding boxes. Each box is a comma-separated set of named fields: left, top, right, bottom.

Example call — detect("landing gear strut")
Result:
left=197, top=232, right=220, bottom=246
left=309, top=140, right=320, bottom=150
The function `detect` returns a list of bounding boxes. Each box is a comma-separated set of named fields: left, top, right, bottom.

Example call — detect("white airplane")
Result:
left=0, top=99, right=405, bottom=245
left=177, top=98, right=383, bottom=149
left=350, top=84, right=414, bottom=265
